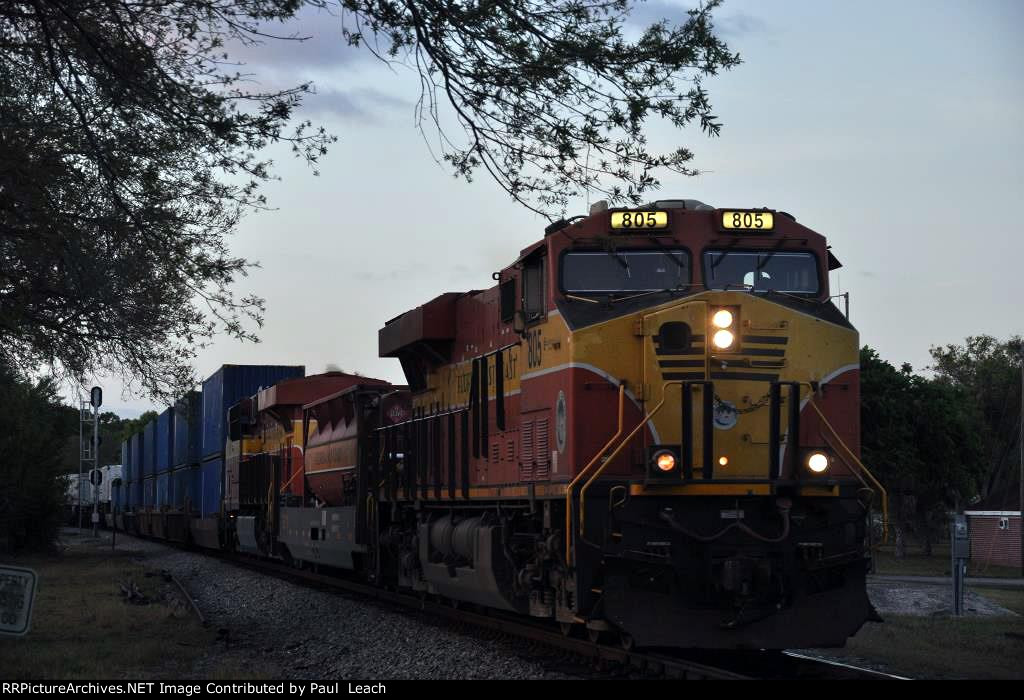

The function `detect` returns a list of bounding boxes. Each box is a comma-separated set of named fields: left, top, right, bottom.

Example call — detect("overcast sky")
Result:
left=80, top=0, right=1023, bottom=418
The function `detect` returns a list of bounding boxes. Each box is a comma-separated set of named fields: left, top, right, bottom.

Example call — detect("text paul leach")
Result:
left=1, top=683, right=386, bottom=695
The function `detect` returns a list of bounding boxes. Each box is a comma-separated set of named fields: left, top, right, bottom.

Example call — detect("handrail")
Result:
left=564, top=385, right=625, bottom=566
left=799, top=382, right=889, bottom=545
left=279, top=457, right=305, bottom=495
left=578, top=381, right=686, bottom=549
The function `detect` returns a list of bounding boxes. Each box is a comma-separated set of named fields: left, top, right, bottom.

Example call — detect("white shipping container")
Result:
left=100, top=464, right=123, bottom=504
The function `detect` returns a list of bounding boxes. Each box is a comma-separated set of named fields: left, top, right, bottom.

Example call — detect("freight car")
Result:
left=119, top=198, right=885, bottom=651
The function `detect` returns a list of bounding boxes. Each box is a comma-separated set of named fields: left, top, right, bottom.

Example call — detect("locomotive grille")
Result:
left=520, top=420, right=534, bottom=480
left=535, top=418, right=550, bottom=480
left=519, top=416, right=550, bottom=481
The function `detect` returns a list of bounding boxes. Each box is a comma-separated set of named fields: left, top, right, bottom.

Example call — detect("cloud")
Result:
left=624, top=2, right=768, bottom=39
left=714, top=12, right=769, bottom=38
left=307, top=86, right=412, bottom=121
left=220, top=4, right=376, bottom=75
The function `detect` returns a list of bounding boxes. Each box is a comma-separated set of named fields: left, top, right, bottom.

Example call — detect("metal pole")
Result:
left=1019, top=347, right=1023, bottom=577
left=78, top=396, right=84, bottom=533
left=92, top=405, right=99, bottom=538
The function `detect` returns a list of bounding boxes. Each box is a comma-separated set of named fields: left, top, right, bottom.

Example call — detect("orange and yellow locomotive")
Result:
left=214, top=198, right=884, bottom=650
left=374, top=198, right=883, bottom=649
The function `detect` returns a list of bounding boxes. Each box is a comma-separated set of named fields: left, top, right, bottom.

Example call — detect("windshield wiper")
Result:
left=604, top=246, right=631, bottom=277
left=756, top=239, right=789, bottom=270
left=648, top=238, right=686, bottom=270
left=606, top=283, right=698, bottom=305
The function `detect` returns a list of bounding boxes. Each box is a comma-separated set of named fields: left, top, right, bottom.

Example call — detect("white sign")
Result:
left=0, top=566, right=37, bottom=637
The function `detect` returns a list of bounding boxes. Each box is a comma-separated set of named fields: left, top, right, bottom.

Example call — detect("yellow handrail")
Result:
left=564, top=385, right=625, bottom=566
left=578, top=381, right=686, bottom=548
left=798, top=382, right=889, bottom=545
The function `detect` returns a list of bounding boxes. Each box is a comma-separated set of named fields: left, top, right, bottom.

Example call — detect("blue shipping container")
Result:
left=187, top=465, right=201, bottom=514
left=173, top=392, right=202, bottom=468
left=156, top=472, right=170, bottom=506
left=156, top=408, right=174, bottom=472
left=170, top=467, right=189, bottom=509
left=121, top=440, right=131, bottom=482
left=201, top=365, right=304, bottom=460
left=130, top=432, right=142, bottom=484
left=199, top=458, right=223, bottom=517
left=143, top=475, right=155, bottom=508
left=143, top=421, right=156, bottom=477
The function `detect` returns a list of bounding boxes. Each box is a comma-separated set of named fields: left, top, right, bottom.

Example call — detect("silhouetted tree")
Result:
left=860, top=347, right=986, bottom=556
left=0, top=363, right=70, bottom=552
left=930, top=335, right=1023, bottom=506
left=1, top=1, right=738, bottom=400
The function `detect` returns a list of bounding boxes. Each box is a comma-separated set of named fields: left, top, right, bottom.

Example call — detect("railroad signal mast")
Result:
left=78, top=386, right=102, bottom=535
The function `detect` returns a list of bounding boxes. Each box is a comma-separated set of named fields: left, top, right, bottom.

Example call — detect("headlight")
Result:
left=712, top=309, right=733, bottom=328
left=654, top=451, right=676, bottom=472
left=718, top=456, right=729, bottom=467
left=712, top=329, right=735, bottom=349
left=807, top=452, right=830, bottom=473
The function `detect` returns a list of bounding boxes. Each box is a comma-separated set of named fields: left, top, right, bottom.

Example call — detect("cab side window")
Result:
left=522, top=254, right=546, bottom=320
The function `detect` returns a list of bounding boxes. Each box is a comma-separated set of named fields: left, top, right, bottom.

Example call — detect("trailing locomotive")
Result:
left=118, top=198, right=884, bottom=651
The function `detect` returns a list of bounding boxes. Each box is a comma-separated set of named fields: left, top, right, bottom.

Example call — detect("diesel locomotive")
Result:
left=119, top=198, right=885, bottom=651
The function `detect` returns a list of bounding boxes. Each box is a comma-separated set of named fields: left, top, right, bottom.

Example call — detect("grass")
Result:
left=872, top=542, right=1022, bottom=579
left=972, top=587, right=1024, bottom=616
left=0, top=536, right=215, bottom=679
left=829, top=613, right=1024, bottom=679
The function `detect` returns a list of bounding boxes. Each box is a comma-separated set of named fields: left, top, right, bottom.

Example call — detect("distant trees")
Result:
left=860, top=346, right=988, bottom=556
left=1, top=0, right=738, bottom=401
left=929, top=335, right=1023, bottom=507
left=0, top=362, right=70, bottom=553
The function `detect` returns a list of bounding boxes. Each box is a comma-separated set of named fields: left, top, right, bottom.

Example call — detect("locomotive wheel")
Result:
left=559, top=622, right=574, bottom=637
left=587, top=628, right=603, bottom=644
left=619, top=633, right=635, bottom=651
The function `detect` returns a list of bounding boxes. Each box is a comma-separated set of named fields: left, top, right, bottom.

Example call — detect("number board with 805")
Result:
left=720, top=210, right=774, bottom=232
left=610, top=211, right=669, bottom=231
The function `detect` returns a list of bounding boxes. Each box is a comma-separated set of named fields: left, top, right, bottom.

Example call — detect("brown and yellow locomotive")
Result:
left=373, top=198, right=883, bottom=649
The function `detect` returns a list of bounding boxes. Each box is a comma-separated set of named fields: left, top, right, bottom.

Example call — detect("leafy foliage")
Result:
left=930, top=335, right=1023, bottom=504
left=337, top=0, right=740, bottom=215
left=1, top=1, right=738, bottom=402
left=860, top=346, right=987, bottom=553
left=1, top=0, right=333, bottom=401
left=0, top=362, right=71, bottom=552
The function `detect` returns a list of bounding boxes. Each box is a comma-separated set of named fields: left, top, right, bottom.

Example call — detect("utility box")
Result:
left=953, top=514, right=970, bottom=559
left=951, top=514, right=970, bottom=616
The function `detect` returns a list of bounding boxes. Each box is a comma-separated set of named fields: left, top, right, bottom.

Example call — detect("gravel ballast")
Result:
left=98, top=531, right=1016, bottom=679
left=112, top=534, right=576, bottom=680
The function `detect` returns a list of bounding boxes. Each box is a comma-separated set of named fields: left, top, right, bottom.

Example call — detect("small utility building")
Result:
left=965, top=486, right=1021, bottom=569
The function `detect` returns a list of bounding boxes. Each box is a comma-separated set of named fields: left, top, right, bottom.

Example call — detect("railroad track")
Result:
left=156, top=539, right=910, bottom=681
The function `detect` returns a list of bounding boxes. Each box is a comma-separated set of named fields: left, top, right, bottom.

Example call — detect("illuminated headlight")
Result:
left=718, top=456, right=729, bottom=467
left=807, top=452, right=830, bottom=474
left=712, top=329, right=735, bottom=349
left=712, top=309, right=734, bottom=328
left=654, top=451, right=676, bottom=472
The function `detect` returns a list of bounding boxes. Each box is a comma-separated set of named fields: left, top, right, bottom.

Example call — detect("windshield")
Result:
left=561, top=249, right=690, bottom=293
left=702, top=250, right=819, bottom=294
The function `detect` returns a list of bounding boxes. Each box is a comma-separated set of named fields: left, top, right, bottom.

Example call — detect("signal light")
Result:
left=712, top=329, right=735, bottom=349
left=807, top=452, right=830, bottom=474
left=710, top=307, right=738, bottom=351
left=655, top=451, right=676, bottom=472
left=648, top=448, right=681, bottom=481
left=712, top=309, right=733, bottom=328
